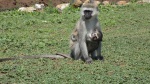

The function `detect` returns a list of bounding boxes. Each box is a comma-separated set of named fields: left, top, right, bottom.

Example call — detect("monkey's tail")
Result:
left=0, top=58, right=17, bottom=62
left=0, top=53, right=71, bottom=62
left=56, top=53, right=71, bottom=58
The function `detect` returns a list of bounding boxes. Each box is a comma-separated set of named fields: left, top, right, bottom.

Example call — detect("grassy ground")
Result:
left=0, top=3, right=150, bottom=83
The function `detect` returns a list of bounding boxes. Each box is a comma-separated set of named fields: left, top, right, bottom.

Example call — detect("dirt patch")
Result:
left=0, top=0, right=129, bottom=11
left=0, top=0, right=70, bottom=11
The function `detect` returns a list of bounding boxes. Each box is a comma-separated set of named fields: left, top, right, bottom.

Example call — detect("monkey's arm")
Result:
left=0, top=53, right=70, bottom=62
left=95, top=22, right=103, bottom=41
left=78, top=23, right=92, bottom=63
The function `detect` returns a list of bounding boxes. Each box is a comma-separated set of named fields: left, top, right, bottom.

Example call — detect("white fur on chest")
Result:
left=85, top=21, right=96, bottom=33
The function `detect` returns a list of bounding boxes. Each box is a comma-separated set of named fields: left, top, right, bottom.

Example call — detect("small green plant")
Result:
left=0, top=3, right=150, bottom=83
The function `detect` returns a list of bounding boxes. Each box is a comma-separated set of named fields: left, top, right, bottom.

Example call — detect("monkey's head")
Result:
left=81, top=1, right=99, bottom=20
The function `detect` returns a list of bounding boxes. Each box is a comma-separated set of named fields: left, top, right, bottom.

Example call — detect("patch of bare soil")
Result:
left=0, top=0, right=129, bottom=11
left=0, top=0, right=70, bottom=11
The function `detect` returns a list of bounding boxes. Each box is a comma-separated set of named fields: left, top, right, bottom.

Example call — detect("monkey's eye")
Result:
left=84, top=10, right=93, bottom=15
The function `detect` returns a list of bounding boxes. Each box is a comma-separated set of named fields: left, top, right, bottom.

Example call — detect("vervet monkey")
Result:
left=70, top=0, right=103, bottom=63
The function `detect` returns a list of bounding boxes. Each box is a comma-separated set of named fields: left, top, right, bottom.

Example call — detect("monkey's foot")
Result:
left=91, top=56, right=99, bottom=60
left=85, top=57, right=93, bottom=64
left=98, top=56, right=104, bottom=61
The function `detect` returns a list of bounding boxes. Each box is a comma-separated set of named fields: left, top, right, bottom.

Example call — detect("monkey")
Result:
left=70, top=0, right=103, bottom=63
left=0, top=0, right=103, bottom=63
left=70, top=28, right=102, bottom=46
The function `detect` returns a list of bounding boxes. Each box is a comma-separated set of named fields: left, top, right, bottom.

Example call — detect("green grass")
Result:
left=0, top=3, right=150, bottom=83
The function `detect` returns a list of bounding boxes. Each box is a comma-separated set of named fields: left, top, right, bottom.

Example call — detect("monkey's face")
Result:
left=81, top=7, right=98, bottom=20
left=84, top=10, right=93, bottom=19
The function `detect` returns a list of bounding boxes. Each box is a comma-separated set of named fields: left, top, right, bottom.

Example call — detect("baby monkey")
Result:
left=86, top=29, right=102, bottom=41
left=71, top=29, right=102, bottom=42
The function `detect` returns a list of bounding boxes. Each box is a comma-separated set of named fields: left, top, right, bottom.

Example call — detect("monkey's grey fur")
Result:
left=70, top=0, right=103, bottom=63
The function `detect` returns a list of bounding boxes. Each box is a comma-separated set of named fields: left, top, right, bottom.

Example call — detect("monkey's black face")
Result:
left=84, top=10, right=93, bottom=20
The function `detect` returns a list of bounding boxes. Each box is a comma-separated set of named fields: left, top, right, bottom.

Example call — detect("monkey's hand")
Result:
left=71, top=34, right=77, bottom=42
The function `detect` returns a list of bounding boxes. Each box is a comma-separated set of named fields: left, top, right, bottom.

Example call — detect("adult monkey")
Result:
left=0, top=0, right=103, bottom=63
left=70, top=0, right=103, bottom=63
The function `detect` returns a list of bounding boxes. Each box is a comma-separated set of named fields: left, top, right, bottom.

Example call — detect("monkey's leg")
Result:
left=96, top=42, right=104, bottom=60
left=91, top=51, right=99, bottom=60
left=79, top=42, right=93, bottom=63
left=70, top=43, right=81, bottom=60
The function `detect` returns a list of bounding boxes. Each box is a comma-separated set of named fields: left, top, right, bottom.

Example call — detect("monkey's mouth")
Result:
left=84, top=16, right=92, bottom=20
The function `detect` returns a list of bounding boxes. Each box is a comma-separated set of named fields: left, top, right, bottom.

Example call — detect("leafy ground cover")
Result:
left=0, top=3, right=150, bottom=83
